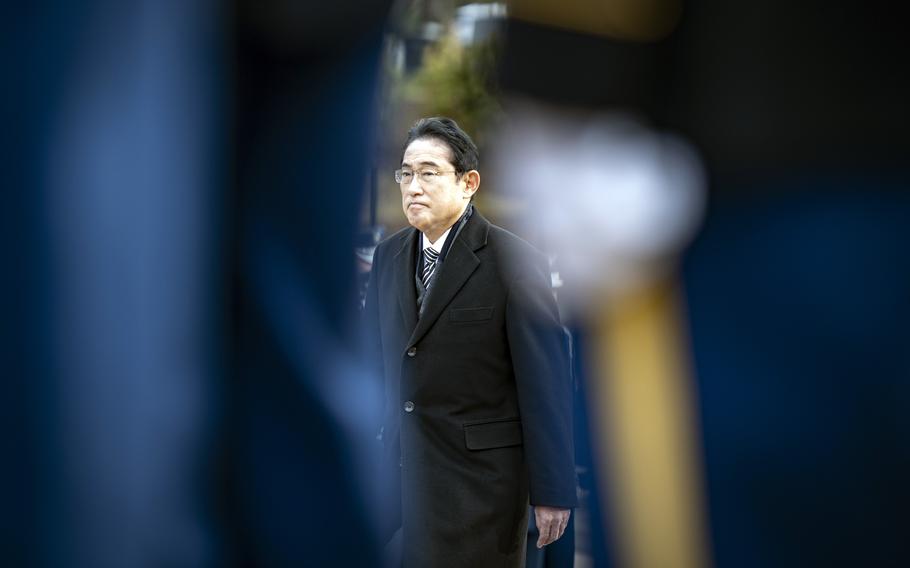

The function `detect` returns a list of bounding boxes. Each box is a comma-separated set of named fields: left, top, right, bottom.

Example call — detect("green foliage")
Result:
left=397, top=30, right=501, bottom=144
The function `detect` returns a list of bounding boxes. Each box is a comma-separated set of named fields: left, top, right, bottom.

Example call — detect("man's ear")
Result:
left=463, top=170, right=480, bottom=199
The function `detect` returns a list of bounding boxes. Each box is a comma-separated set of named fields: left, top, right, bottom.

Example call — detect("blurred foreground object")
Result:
left=3, top=0, right=390, bottom=565
left=496, top=0, right=910, bottom=566
left=509, top=0, right=681, bottom=40
left=684, top=182, right=910, bottom=568
left=3, top=1, right=223, bottom=564
left=220, top=0, right=392, bottom=564
left=492, top=101, right=709, bottom=568
left=492, top=103, right=705, bottom=306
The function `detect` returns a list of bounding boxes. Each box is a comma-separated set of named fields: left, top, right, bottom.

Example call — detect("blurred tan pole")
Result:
left=587, top=276, right=711, bottom=568
left=509, top=0, right=682, bottom=41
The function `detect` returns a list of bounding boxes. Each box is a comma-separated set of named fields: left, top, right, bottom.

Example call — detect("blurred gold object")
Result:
left=508, top=0, right=682, bottom=41
left=588, top=278, right=711, bottom=568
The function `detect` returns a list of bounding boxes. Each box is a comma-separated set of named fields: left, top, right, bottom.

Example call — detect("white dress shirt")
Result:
left=421, top=228, right=451, bottom=257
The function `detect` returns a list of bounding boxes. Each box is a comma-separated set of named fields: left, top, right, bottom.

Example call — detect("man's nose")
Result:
left=405, top=178, right=423, bottom=194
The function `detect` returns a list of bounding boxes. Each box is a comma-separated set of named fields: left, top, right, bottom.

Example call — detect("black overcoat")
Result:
left=364, top=209, right=576, bottom=567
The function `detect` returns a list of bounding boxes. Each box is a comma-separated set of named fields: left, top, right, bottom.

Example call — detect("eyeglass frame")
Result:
left=394, top=167, right=461, bottom=186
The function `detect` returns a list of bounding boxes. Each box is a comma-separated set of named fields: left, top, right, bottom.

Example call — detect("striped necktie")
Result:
left=422, top=247, right=440, bottom=289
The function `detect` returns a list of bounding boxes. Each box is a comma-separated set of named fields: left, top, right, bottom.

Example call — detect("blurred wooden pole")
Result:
left=509, top=0, right=681, bottom=41
left=588, top=277, right=711, bottom=568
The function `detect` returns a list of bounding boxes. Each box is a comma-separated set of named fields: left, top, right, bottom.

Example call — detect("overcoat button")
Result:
left=403, top=401, right=415, bottom=413
left=407, top=347, right=417, bottom=357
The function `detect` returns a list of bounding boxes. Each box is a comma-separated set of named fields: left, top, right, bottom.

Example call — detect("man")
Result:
left=364, top=117, right=576, bottom=567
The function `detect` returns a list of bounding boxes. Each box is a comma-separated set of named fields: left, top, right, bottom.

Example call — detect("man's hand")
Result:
left=534, top=506, right=571, bottom=548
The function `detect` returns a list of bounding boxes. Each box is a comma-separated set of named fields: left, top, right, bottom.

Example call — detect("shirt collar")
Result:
left=421, top=227, right=451, bottom=253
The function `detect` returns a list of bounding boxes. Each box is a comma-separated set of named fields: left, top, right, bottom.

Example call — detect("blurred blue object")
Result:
left=2, top=0, right=389, bottom=565
left=5, top=1, right=223, bottom=565
left=683, top=176, right=910, bottom=567
left=225, top=4, right=389, bottom=563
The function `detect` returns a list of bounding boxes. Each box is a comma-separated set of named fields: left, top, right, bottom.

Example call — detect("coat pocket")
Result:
left=463, top=417, right=523, bottom=450
left=449, top=306, right=494, bottom=324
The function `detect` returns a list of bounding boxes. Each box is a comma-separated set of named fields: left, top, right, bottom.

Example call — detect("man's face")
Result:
left=400, top=138, right=476, bottom=240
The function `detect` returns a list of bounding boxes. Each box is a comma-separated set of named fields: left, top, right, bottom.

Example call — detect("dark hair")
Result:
left=402, top=117, right=479, bottom=176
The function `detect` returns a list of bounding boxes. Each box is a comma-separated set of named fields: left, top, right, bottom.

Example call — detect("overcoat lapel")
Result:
left=407, top=211, right=489, bottom=348
left=394, top=229, right=419, bottom=336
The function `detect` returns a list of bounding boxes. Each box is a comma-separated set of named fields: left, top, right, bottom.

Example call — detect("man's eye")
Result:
left=421, top=171, right=437, bottom=178
left=400, top=172, right=413, bottom=179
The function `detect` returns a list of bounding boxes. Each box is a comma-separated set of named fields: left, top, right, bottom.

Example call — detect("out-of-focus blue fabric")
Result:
left=226, top=15, right=387, bottom=566
left=5, top=2, right=221, bottom=565
left=2, top=1, right=388, bottom=565
left=683, top=175, right=910, bottom=568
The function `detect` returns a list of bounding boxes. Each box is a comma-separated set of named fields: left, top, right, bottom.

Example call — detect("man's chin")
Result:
left=406, top=213, right=429, bottom=232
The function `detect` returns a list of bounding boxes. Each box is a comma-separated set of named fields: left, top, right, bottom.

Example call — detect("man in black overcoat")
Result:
left=364, top=117, right=576, bottom=567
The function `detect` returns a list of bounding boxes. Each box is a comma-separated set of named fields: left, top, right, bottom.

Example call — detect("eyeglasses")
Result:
left=394, top=168, right=458, bottom=186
